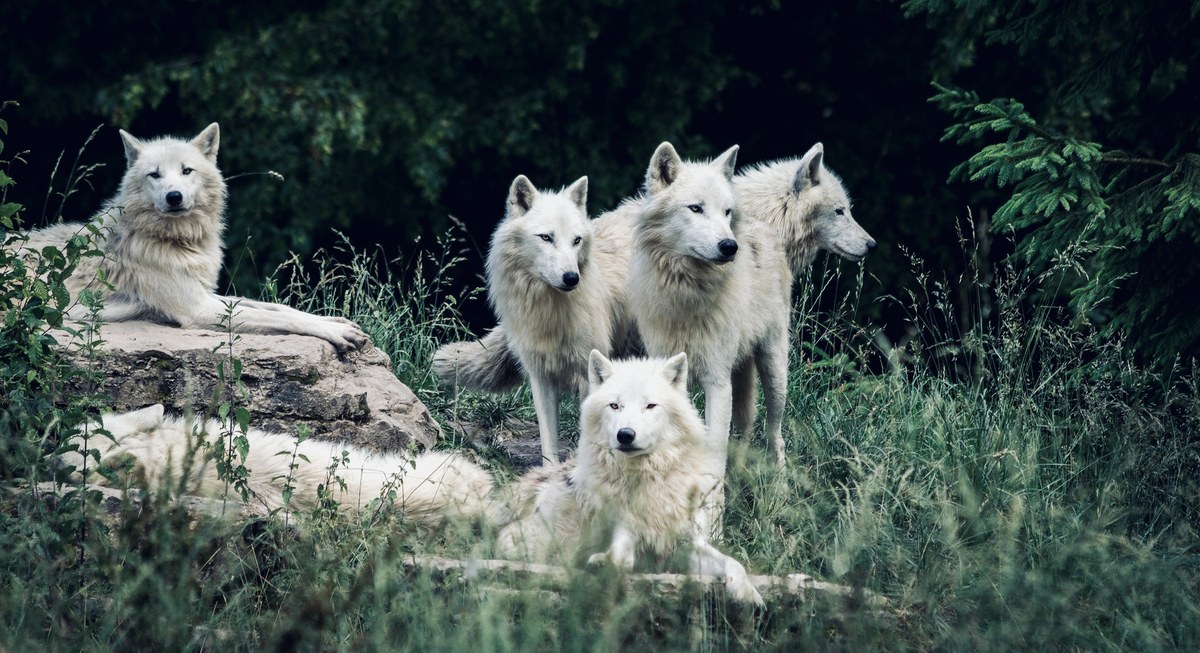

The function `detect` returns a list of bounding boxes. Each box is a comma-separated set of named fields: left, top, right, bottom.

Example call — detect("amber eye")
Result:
left=608, top=402, right=619, bottom=410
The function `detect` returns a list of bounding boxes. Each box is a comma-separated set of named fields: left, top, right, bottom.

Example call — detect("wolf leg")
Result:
left=755, top=331, right=789, bottom=466
left=587, top=524, right=636, bottom=570
left=528, top=374, right=560, bottom=463
left=731, top=357, right=757, bottom=436
left=689, top=538, right=764, bottom=605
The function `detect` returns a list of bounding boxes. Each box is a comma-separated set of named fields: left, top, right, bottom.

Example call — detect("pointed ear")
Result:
left=566, top=176, right=588, bottom=213
left=588, top=349, right=614, bottom=390
left=119, top=129, right=144, bottom=166
left=792, top=142, right=824, bottom=194
left=713, top=144, right=739, bottom=181
left=661, top=352, right=688, bottom=391
left=507, top=175, right=538, bottom=219
left=646, top=142, right=682, bottom=193
left=190, top=123, right=220, bottom=162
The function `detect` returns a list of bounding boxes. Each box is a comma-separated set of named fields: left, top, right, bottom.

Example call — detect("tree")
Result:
left=908, top=0, right=1200, bottom=363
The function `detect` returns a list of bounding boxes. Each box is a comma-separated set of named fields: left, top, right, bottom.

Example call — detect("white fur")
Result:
left=495, top=351, right=763, bottom=605
left=59, top=405, right=493, bottom=525
left=15, top=124, right=368, bottom=352
left=432, top=146, right=874, bottom=442
left=735, top=142, right=876, bottom=275
left=442, top=175, right=636, bottom=462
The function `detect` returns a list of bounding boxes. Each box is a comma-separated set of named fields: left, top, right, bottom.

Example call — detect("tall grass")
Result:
left=1, top=218, right=1198, bottom=650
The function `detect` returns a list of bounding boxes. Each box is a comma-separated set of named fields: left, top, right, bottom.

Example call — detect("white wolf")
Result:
left=15, top=123, right=368, bottom=352
left=432, top=144, right=873, bottom=449
left=494, top=350, right=763, bottom=605
left=735, top=142, right=875, bottom=276
left=627, top=142, right=792, bottom=471
left=59, top=404, right=493, bottom=526
left=472, top=175, right=631, bottom=463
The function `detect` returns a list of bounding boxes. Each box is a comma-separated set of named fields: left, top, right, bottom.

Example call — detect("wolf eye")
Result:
left=687, top=204, right=703, bottom=214
left=835, top=207, right=846, bottom=216
left=572, top=236, right=582, bottom=246
left=182, top=166, right=194, bottom=175
left=646, top=403, right=658, bottom=409
left=537, top=234, right=553, bottom=243
left=725, top=208, right=733, bottom=217
left=608, top=402, right=619, bottom=410
left=147, top=171, right=161, bottom=179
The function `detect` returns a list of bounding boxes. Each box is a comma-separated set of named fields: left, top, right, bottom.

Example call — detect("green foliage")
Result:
left=908, top=0, right=1200, bottom=363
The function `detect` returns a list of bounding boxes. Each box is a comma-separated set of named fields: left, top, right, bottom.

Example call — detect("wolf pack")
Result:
left=18, top=124, right=875, bottom=606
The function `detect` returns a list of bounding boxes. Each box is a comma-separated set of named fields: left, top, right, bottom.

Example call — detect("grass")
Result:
left=1, top=227, right=1198, bottom=651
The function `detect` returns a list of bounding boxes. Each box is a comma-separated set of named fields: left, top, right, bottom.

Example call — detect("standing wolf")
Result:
left=436, top=175, right=639, bottom=462
left=494, top=351, right=763, bottom=605
left=433, top=144, right=874, bottom=448
left=16, top=123, right=368, bottom=352
left=627, top=142, right=792, bottom=469
left=59, top=404, right=492, bottom=525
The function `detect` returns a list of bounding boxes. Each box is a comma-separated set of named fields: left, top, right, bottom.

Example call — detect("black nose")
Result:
left=866, top=238, right=877, bottom=250
left=616, top=428, right=635, bottom=445
left=562, top=271, right=579, bottom=288
left=166, top=191, right=183, bottom=207
left=718, top=239, right=738, bottom=258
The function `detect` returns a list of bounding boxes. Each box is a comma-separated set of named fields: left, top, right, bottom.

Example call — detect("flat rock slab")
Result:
left=55, top=320, right=441, bottom=451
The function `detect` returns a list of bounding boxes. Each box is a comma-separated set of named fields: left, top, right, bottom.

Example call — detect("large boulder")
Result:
left=55, top=321, right=441, bottom=451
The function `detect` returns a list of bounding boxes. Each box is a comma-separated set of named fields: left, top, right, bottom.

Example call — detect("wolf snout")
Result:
left=562, top=271, right=580, bottom=289
left=867, top=238, right=877, bottom=250
left=616, top=428, right=636, bottom=446
left=166, top=191, right=184, bottom=209
left=716, top=239, right=738, bottom=261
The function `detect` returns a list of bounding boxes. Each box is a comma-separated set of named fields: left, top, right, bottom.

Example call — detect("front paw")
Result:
left=587, top=549, right=634, bottom=571
left=726, top=575, right=765, bottom=606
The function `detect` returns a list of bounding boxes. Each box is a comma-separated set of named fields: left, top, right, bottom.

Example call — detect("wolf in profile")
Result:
left=59, top=404, right=492, bottom=525
left=433, top=144, right=874, bottom=454
left=16, top=123, right=368, bottom=352
left=494, top=350, right=763, bottom=605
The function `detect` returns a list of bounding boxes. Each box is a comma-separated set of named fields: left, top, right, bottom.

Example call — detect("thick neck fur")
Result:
left=631, top=194, right=735, bottom=308
left=572, top=397, right=710, bottom=555
left=734, top=158, right=823, bottom=273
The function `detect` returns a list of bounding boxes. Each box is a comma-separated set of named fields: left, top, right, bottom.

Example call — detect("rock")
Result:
left=54, top=321, right=441, bottom=451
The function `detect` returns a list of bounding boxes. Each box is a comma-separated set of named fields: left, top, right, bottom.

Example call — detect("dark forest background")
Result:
left=4, top=0, right=1200, bottom=363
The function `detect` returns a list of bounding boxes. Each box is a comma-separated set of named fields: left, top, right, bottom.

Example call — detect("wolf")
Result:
left=466, top=175, right=632, bottom=463
left=734, top=142, right=876, bottom=276
left=432, top=144, right=873, bottom=447
left=15, top=123, right=368, bottom=352
left=626, top=142, right=792, bottom=474
left=59, top=404, right=493, bottom=526
left=494, top=350, right=763, bottom=605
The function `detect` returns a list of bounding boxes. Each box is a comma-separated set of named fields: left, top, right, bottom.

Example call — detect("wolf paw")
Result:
left=587, top=550, right=634, bottom=571
left=327, top=323, right=370, bottom=352
left=726, top=574, right=765, bottom=606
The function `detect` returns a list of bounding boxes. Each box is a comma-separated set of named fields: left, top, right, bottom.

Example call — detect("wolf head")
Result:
left=581, top=350, right=703, bottom=459
left=639, top=142, right=741, bottom=264
left=117, top=123, right=226, bottom=218
left=790, top=143, right=876, bottom=262
left=488, top=175, right=591, bottom=293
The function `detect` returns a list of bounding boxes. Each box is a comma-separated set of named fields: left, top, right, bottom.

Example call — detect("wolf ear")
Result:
left=566, top=176, right=588, bottom=213
left=119, top=130, right=144, bottom=166
left=661, top=352, right=688, bottom=390
left=588, top=349, right=614, bottom=390
left=713, top=145, right=739, bottom=181
left=190, top=123, right=220, bottom=162
left=507, top=175, right=538, bottom=219
left=646, top=142, right=682, bottom=193
left=792, top=142, right=825, bottom=195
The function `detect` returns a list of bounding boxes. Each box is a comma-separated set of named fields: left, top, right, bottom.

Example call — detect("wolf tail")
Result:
left=432, top=326, right=525, bottom=393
